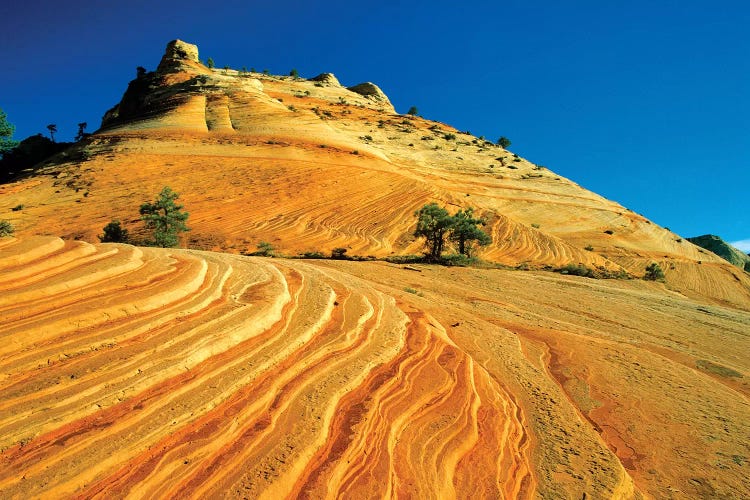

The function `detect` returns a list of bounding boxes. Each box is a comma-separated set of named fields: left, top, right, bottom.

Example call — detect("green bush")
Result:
left=98, top=220, right=129, bottom=243
left=644, top=262, right=665, bottom=281
left=289, top=68, right=299, bottom=78
left=0, top=219, right=13, bottom=237
left=557, top=263, right=596, bottom=278
left=206, top=57, right=215, bottom=69
left=407, top=106, right=418, bottom=116
left=256, top=241, right=275, bottom=256
left=331, top=247, right=348, bottom=259
left=497, top=136, right=511, bottom=149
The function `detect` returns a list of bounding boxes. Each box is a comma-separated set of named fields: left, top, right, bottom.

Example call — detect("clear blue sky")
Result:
left=2, top=1, right=748, bottom=249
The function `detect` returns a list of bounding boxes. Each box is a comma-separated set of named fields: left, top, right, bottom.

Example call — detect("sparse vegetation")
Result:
left=584, top=245, right=594, bottom=251
left=604, top=229, right=614, bottom=235
left=11, top=204, right=23, bottom=211
left=557, top=263, right=596, bottom=278
left=407, top=106, right=418, bottom=116
left=255, top=241, right=275, bottom=256
left=98, top=220, right=129, bottom=243
left=696, top=359, right=743, bottom=378
left=644, top=262, right=665, bottom=281
left=139, top=186, right=190, bottom=248
left=46, top=124, right=57, bottom=142
left=444, top=133, right=456, bottom=141
left=289, top=69, right=299, bottom=78
left=497, top=136, right=511, bottom=149
left=331, top=247, right=348, bottom=259
left=0, top=219, right=13, bottom=237
left=207, top=57, right=215, bottom=69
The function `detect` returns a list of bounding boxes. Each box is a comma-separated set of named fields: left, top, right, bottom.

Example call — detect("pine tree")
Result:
left=449, top=207, right=491, bottom=257
left=139, top=186, right=190, bottom=247
left=414, top=203, right=453, bottom=261
left=0, top=108, right=18, bottom=155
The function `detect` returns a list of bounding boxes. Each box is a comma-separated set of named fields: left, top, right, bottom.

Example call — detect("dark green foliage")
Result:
left=46, top=124, right=57, bottom=142
left=139, top=186, right=190, bottom=248
left=449, top=207, right=491, bottom=257
left=584, top=244, right=594, bottom=251
left=136, top=66, right=146, bottom=78
left=300, top=251, right=325, bottom=259
left=0, top=108, right=19, bottom=155
left=444, top=133, right=456, bottom=141
left=407, top=106, right=418, bottom=116
left=289, top=68, right=299, bottom=78
left=11, top=204, right=23, bottom=211
left=414, top=204, right=492, bottom=261
left=0, top=219, right=13, bottom=237
left=331, top=247, right=348, bottom=259
left=497, top=136, right=511, bottom=148
left=414, top=203, right=454, bottom=261
left=256, top=241, right=274, bottom=256
left=99, top=220, right=129, bottom=243
left=557, top=263, right=596, bottom=278
left=206, top=57, right=215, bottom=69
left=644, top=262, right=665, bottom=281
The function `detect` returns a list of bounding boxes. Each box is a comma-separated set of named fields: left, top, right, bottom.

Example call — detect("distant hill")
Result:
left=687, top=234, right=750, bottom=272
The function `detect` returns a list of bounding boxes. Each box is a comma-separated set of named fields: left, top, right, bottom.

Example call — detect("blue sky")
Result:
left=2, top=1, right=748, bottom=249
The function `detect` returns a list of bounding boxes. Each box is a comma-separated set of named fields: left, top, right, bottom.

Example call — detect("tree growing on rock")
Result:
left=139, top=186, right=190, bottom=248
left=46, top=124, right=57, bottom=142
left=497, top=136, right=511, bottom=149
left=414, top=203, right=454, bottom=261
left=75, top=122, right=88, bottom=141
left=206, top=57, right=215, bottom=69
left=449, top=207, right=491, bottom=257
left=407, top=106, right=418, bottom=116
left=0, top=108, right=19, bottom=155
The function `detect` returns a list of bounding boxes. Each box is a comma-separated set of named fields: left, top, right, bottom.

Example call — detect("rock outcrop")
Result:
left=347, top=82, right=392, bottom=106
left=156, top=39, right=201, bottom=73
left=310, top=73, right=341, bottom=86
left=687, top=234, right=750, bottom=271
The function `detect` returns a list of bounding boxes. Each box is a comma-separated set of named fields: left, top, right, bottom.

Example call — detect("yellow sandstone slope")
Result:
left=1, top=40, right=750, bottom=499
left=0, top=236, right=748, bottom=498
left=1, top=40, right=748, bottom=308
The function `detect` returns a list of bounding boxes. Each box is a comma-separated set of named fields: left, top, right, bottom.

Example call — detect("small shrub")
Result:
left=11, top=204, right=24, bottom=211
left=497, top=136, right=511, bottom=149
left=584, top=245, right=594, bottom=251
left=289, top=68, right=299, bottom=78
left=300, top=251, right=325, bottom=259
left=531, top=223, right=540, bottom=229
left=331, top=247, right=348, bottom=259
left=385, top=254, right=425, bottom=264
left=444, top=133, right=456, bottom=141
left=0, top=220, right=13, bottom=237
left=603, top=229, right=614, bottom=235
left=256, top=241, right=275, bottom=256
left=98, top=220, right=129, bottom=243
left=644, top=262, right=665, bottom=281
left=407, top=106, right=418, bottom=116
left=557, top=263, right=596, bottom=278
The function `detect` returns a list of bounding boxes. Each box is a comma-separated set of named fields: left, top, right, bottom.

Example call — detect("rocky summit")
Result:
left=0, top=40, right=749, bottom=499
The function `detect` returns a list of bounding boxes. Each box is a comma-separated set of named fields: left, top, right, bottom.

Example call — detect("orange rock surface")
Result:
left=1, top=41, right=749, bottom=498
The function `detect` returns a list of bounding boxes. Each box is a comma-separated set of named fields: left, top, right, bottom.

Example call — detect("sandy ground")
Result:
left=0, top=236, right=748, bottom=498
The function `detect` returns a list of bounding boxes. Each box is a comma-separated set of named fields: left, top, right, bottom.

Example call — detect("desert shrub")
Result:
left=11, top=204, right=23, bottom=211
left=300, top=251, right=325, bottom=259
left=289, top=68, right=299, bottom=78
left=207, top=57, right=215, bottom=69
left=331, top=247, right=348, bottom=259
left=531, top=223, right=540, bottom=229
left=584, top=244, right=594, bottom=251
left=603, top=229, right=614, bottom=235
left=0, top=219, right=13, bottom=237
left=644, top=262, right=665, bottom=281
left=439, top=253, right=476, bottom=267
left=256, top=241, right=275, bottom=256
left=557, top=263, right=596, bottom=278
left=444, top=133, right=456, bottom=141
left=385, top=254, right=425, bottom=264
left=497, top=136, right=511, bottom=148
left=407, top=106, right=418, bottom=116
left=98, top=220, right=129, bottom=243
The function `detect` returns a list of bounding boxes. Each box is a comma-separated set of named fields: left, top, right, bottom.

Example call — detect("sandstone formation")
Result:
left=0, top=235, right=748, bottom=498
left=688, top=234, right=750, bottom=272
left=347, top=81, right=393, bottom=108
left=310, top=72, right=341, bottom=86
left=1, top=40, right=750, bottom=497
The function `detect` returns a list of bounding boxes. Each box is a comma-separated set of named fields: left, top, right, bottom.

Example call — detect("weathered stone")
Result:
left=347, top=82, right=392, bottom=106
left=157, top=40, right=200, bottom=73
left=310, top=73, right=341, bottom=86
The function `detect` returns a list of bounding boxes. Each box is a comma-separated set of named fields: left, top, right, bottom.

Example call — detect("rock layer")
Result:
left=0, top=236, right=748, bottom=498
